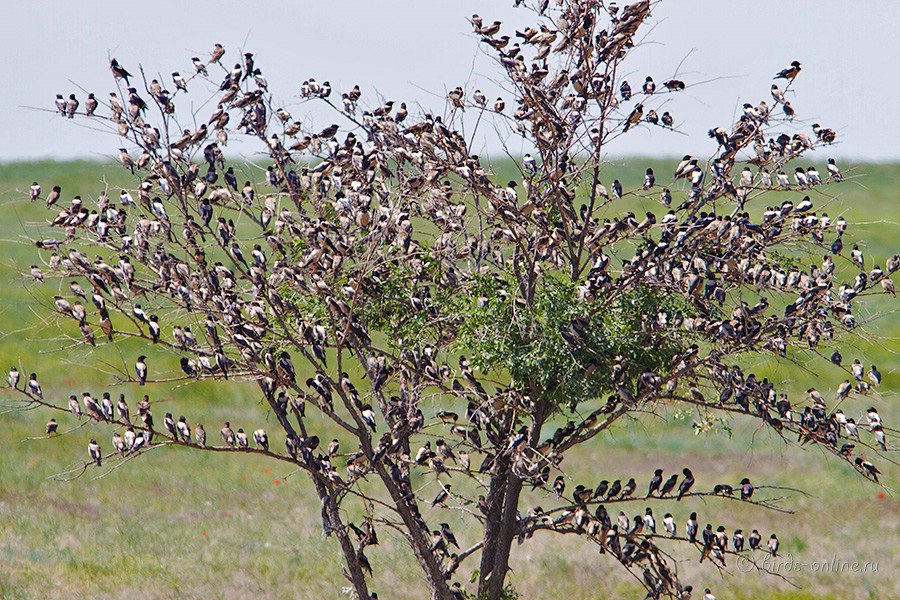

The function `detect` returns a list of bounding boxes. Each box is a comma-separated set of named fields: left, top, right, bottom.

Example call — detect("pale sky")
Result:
left=2, top=1, right=898, bottom=162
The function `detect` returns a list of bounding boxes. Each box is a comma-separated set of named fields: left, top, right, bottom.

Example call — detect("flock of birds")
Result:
left=17, top=1, right=894, bottom=598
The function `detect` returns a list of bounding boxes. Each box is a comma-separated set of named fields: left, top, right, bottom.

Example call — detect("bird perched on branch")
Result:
left=774, top=61, right=801, bottom=80
left=88, top=439, right=102, bottom=466
left=623, top=104, right=643, bottom=132
left=135, top=355, right=147, bottom=386
left=110, top=59, right=131, bottom=84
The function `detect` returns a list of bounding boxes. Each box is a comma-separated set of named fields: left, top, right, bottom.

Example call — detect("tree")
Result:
left=8, top=1, right=892, bottom=598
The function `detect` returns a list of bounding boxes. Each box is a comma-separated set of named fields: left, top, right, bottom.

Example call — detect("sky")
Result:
left=2, top=0, right=898, bottom=163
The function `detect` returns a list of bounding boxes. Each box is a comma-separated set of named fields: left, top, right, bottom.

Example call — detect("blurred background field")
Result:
left=0, top=159, right=897, bottom=599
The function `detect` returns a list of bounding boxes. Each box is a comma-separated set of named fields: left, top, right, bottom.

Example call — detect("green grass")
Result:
left=0, top=159, right=898, bottom=599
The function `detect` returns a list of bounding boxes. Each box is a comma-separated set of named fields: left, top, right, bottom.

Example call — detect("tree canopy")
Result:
left=7, top=1, right=894, bottom=599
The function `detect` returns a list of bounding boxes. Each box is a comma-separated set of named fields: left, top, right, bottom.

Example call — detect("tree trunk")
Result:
left=376, top=463, right=456, bottom=600
left=477, top=454, right=510, bottom=597
left=267, top=394, right=370, bottom=600
left=483, top=413, right=546, bottom=600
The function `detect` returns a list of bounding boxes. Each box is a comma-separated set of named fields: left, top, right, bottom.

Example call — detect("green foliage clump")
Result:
left=457, top=273, right=693, bottom=411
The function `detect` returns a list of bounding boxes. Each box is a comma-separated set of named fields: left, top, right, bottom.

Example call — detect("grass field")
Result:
left=0, top=159, right=898, bottom=599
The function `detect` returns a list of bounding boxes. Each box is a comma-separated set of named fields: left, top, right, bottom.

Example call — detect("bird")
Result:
left=674, top=155, right=695, bottom=179
left=148, top=316, right=160, bottom=344
left=835, top=380, right=852, bottom=401
left=827, top=158, right=843, bottom=182
left=441, top=522, right=459, bottom=549
left=868, top=365, right=882, bottom=386
left=553, top=475, right=566, bottom=497
left=8, top=367, right=20, bottom=389
left=663, top=79, right=685, bottom=91
left=663, top=513, right=675, bottom=537
left=774, top=60, right=802, bottom=80
left=770, top=84, right=784, bottom=104
left=221, top=422, right=235, bottom=447
left=415, top=442, right=431, bottom=465
left=28, top=373, right=42, bottom=398
left=88, top=439, right=102, bottom=466
left=523, top=153, right=536, bottom=175
left=100, top=393, right=114, bottom=421
left=66, top=94, right=79, bottom=118
left=361, top=404, right=377, bottom=431
left=643, top=168, right=655, bottom=190
left=866, top=407, right=881, bottom=429
left=660, top=188, right=671, bottom=207
left=435, top=439, right=455, bottom=464
left=236, top=428, right=248, bottom=448
left=135, top=355, right=147, bottom=385
left=209, top=43, right=225, bottom=64
left=195, top=424, right=207, bottom=447
left=659, top=472, right=678, bottom=497
left=748, top=529, right=761, bottom=550
left=739, top=477, right=753, bottom=500
left=177, top=417, right=192, bottom=443
left=432, top=484, right=450, bottom=507
left=164, top=412, right=178, bottom=439
left=54, top=295, right=73, bottom=317
left=642, top=508, right=656, bottom=534
left=623, top=104, right=643, bottom=132
left=117, top=395, right=130, bottom=422
left=118, top=148, right=135, bottom=174
left=45, top=185, right=61, bottom=208
left=84, top=93, right=97, bottom=116
left=172, top=72, right=187, bottom=92
left=192, top=57, right=208, bottom=75
left=851, top=359, right=864, bottom=381
left=647, top=469, right=663, bottom=498
left=676, top=468, right=694, bottom=500
left=605, top=479, right=622, bottom=500
left=767, top=534, right=779, bottom=556
left=612, top=180, right=623, bottom=199
left=46, top=419, right=58, bottom=434
left=686, top=512, right=698, bottom=543
left=733, top=529, right=744, bottom=552
left=855, top=457, right=881, bottom=482
left=872, top=424, right=886, bottom=451
left=110, top=59, right=132, bottom=84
